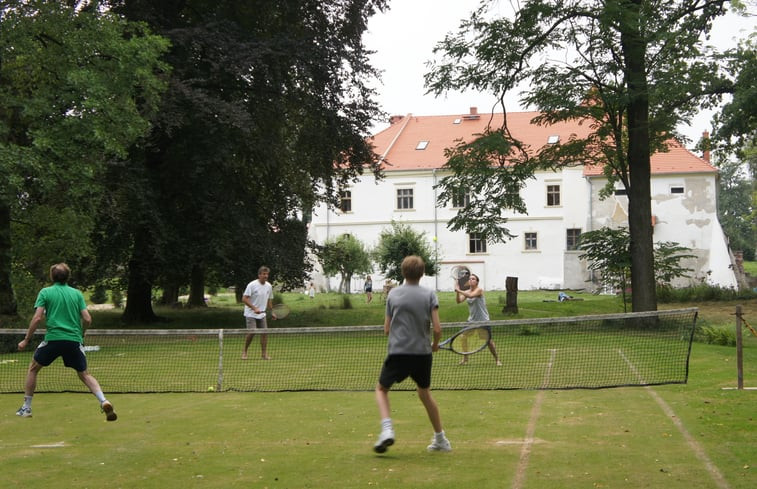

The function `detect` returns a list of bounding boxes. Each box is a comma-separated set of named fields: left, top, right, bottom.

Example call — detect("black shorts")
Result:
left=378, top=354, right=433, bottom=389
left=33, top=340, right=87, bottom=372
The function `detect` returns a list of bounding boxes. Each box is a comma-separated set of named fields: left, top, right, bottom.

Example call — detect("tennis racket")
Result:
left=450, top=265, right=471, bottom=291
left=271, top=304, right=290, bottom=319
left=438, top=325, right=491, bottom=355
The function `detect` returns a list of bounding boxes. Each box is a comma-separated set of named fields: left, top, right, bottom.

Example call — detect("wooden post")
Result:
left=736, top=305, right=743, bottom=390
left=503, top=276, right=518, bottom=314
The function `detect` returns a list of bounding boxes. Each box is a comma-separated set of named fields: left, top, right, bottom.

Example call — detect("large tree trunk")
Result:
left=122, top=230, right=161, bottom=324
left=620, top=0, right=657, bottom=312
left=188, top=263, right=207, bottom=307
left=0, top=200, right=18, bottom=317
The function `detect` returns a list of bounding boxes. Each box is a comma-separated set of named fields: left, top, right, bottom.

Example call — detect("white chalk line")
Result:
left=511, top=349, right=556, bottom=489
left=618, top=349, right=731, bottom=489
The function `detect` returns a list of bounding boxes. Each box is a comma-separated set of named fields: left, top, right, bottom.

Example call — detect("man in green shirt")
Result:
left=16, top=263, right=117, bottom=421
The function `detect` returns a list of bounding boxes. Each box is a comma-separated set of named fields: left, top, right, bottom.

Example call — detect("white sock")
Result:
left=23, top=395, right=33, bottom=409
left=435, top=431, right=446, bottom=441
left=381, top=418, right=393, bottom=433
left=93, top=391, right=106, bottom=403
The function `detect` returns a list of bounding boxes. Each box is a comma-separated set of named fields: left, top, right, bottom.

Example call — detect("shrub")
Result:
left=91, top=284, right=108, bottom=304
left=657, top=283, right=757, bottom=303
left=694, top=324, right=736, bottom=346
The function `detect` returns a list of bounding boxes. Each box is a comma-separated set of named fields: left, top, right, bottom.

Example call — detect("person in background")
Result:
left=242, top=266, right=275, bottom=360
left=455, top=273, right=502, bottom=366
left=364, top=275, right=373, bottom=303
left=16, top=263, right=117, bottom=421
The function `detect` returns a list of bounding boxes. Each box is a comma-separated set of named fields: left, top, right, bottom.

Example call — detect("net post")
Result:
left=736, top=305, right=743, bottom=390
left=217, top=329, right=224, bottom=391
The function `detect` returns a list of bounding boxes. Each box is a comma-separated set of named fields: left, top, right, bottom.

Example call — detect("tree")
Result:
left=716, top=147, right=756, bottom=261
left=579, top=227, right=695, bottom=311
left=319, top=234, right=372, bottom=293
left=372, top=222, right=438, bottom=283
left=0, top=0, right=168, bottom=317
left=711, top=39, right=757, bottom=159
left=426, top=0, right=738, bottom=311
left=98, top=0, right=386, bottom=322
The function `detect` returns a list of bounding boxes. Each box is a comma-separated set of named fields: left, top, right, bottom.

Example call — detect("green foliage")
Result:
left=694, top=324, right=736, bottom=346
left=319, top=234, right=372, bottom=293
left=711, top=38, right=757, bottom=158
left=372, top=222, right=439, bottom=283
left=91, top=285, right=109, bottom=305
left=0, top=0, right=169, bottom=314
left=579, top=227, right=696, bottom=309
left=657, top=283, right=757, bottom=303
left=715, top=151, right=755, bottom=261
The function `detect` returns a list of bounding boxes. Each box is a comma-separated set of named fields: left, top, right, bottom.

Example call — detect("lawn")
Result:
left=1, top=290, right=755, bottom=488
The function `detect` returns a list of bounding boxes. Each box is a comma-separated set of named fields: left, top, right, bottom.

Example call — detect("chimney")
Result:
left=702, top=130, right=710, bottom=164
left=469, top=107, right=478, bottom=115
left=388, top=115, right=404, bottom=125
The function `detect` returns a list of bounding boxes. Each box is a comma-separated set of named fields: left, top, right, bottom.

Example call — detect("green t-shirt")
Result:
left=34, top=283, right=87, bottom=343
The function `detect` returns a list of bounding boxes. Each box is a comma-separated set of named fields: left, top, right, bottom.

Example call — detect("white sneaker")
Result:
left=101, top=401, right=117, bottom=421
left=427, top=436, right=452, bottom=452
left=16, top=406, right=32, bottom=417
left=373, top=429, right=395, bottom=453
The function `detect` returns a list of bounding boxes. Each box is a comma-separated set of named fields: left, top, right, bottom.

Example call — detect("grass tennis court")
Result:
left=1, top=293, right=755, bottom=488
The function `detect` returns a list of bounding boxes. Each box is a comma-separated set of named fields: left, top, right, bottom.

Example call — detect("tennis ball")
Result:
left=432, top=236, right=438, bottom=241
left=207, top=386, right=215, bottom=392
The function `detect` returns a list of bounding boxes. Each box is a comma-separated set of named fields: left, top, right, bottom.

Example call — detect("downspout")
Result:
left=433, top=168, right=439, bottom=291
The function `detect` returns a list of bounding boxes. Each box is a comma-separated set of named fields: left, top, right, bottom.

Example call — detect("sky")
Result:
left=363, top=0, right=756, bottom=147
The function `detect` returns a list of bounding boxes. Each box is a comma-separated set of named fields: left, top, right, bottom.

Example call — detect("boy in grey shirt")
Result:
left=373, top=255, right=451, bottom=453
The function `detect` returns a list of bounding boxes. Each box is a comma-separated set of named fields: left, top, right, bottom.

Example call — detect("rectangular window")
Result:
left=525, top=232, right=538, bottom=250
left=469, top=233, right=487, bottom=254
left=566, top=228, right=581, bottom=250
left=614, top=188, right=627, bottom=196
left=451, top=189, right=470, bottom=208
left=670, top=186, right=684, bottom=194
left=396, top=188, right=414, bottom=209
left=339, top=190, right=352, bottom=213
left=546, top=184, right=561, bottom=206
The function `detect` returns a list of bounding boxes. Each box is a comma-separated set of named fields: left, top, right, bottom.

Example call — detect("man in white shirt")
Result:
left=242, top=266, right=274, bottom=360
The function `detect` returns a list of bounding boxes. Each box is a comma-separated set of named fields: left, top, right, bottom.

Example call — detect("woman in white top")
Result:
left=455, top=274, right=502, bottom=366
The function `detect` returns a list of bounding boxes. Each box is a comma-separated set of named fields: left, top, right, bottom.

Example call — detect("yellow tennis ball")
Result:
left=207, top=386, right=215, bottom=392
left=432, top=236, right=438, bottom=241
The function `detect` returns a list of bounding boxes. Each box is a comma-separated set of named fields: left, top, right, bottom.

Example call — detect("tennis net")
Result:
left=0, top=308, right=697, bottom=392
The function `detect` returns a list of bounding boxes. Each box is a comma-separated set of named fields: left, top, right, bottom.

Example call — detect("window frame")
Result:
left=396, top=187, right=414, bottom=210
left=566, top=228, right=581, bottom=251
left=524, top=232, right=538, bottom=251
left=468, top=233, right=487, bottom=254
left=546, top=184, right=561, bottom=207
left=338, top=189, right=352, bottom=213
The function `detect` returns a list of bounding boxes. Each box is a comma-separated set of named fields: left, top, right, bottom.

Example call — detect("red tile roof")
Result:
left=370, top=110, right=716, bottom=176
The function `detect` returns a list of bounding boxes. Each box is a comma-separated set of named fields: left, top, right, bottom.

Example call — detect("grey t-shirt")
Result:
left=385, top=283, right=439, bottom=355
left=466, top=295, right=490, bottom=321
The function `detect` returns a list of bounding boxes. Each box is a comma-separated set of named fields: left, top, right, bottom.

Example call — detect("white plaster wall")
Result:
left=310, top=167, right=735, bottom=292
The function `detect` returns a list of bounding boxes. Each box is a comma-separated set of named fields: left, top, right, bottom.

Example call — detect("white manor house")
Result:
left=308, top=108, right=738, bottom=293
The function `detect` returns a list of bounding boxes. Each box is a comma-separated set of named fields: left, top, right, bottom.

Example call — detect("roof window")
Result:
left=416, top=141, right=429, bottom=150
left=547, top=135, right=560, bottom=144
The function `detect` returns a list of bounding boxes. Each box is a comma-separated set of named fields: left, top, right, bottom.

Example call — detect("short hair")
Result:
left=50, top=263, right=71, bottom=284
left=400, top=255, right=425, bottom=281
left=257, top=266, right=270, bottom=275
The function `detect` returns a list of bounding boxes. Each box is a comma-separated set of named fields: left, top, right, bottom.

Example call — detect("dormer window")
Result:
left=416, top=141, right=429, bottom=150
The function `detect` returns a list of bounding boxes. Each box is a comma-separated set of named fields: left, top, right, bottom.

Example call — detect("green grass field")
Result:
left=1, top=292, right=755, bottom=488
